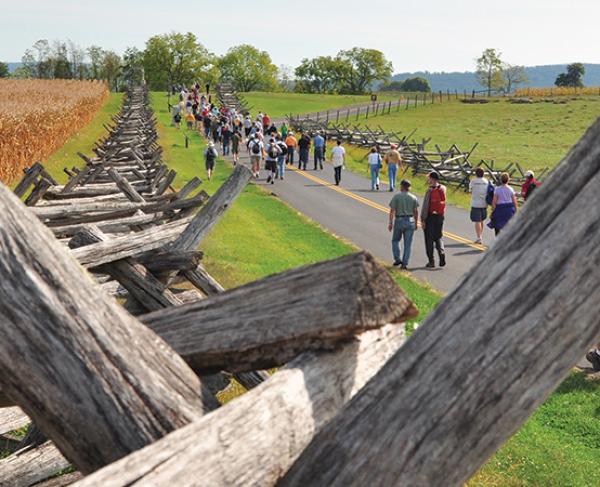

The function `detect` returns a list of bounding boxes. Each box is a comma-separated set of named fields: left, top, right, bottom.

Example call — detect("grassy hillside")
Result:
left=240, top=91, right=399, bottom=119
left=356, top=97, right=600, bottom=173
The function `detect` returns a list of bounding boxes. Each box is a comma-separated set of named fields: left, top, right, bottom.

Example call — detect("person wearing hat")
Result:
left=421, top=171, right=447, bottom=268
left=204, top=141, right=219, bottom=181
left=520, top=170, right=538, bottom=201
left=388, top=179, right=419, bottom=269
left=384, top=144, right=403, bottom=192
left=285, top=131, right=298, bottom=165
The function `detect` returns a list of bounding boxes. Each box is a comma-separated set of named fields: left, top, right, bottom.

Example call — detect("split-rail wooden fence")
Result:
left=0, top=86, right=599, bottom=486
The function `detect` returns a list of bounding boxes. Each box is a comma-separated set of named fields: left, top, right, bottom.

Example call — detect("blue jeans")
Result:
left=370, top=165, right=380, bottom=190
left=392, top=216, right=415, bottom=265
left=277, top=155, right=286, bottom=178
left=388, top=164, right=398, bottom=190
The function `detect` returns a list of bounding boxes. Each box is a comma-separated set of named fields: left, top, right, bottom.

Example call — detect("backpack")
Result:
left=251, top=142, right=261, bottom=155
left=268, top=144, right=279, bottom=159
left=485, top=181, right=495, bottom=206
left=206, top=148, right=217, bottom=162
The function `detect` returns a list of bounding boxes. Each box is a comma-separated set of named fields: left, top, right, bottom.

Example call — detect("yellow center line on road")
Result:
left=288, top=166, right=488, bottom=252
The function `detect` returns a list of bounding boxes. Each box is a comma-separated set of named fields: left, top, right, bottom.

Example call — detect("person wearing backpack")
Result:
left=521, top=170, right=538, bottom=201
left=469, top=167, right=489, bottom=244
left=421, top=171, right=447, bottom=268
left=204, top=141, right=218, bottom=181
left=265, top=138, right=281, bottom=184
left=248, top=135, right=264, bottom=179
left=275, top=135, right=288, bottom=180
left=367, top=147, right=382, bottom=191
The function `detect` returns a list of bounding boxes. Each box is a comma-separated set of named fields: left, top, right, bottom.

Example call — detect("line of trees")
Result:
left=2, top=34, right=393, bottom=95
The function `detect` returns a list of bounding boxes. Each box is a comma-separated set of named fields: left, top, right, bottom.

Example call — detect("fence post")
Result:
left=326, top=110, right=330, bottom=124
left=447, top=89, right=450, bottom=101
left=388, top=101, right=392, bottom=114
left=406, top=95, right=410, bottom=110
left=439, top=90, right=443, bottom=103
left=336, top=110, right=340, bottom=123
left=356, top=107, right=360, bottom=121
left=464, top=89, right=467, bottom=99
left=414, top=94, right=418, bottom=107
left=455, top=89, right=458, bottom=100
left=431, top=92, right=434, bottom=104
left=472, top=90, right=475, bottom=99
left=185, top=135, right=189, bottom=149
left=316, top=111, right=320, bottom=122
left=366, top=105, right=370, bottom=119
left=346, top=108, right=350, bottom=121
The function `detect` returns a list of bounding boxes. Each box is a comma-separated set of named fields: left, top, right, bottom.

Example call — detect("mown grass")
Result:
left=240, top=91, right=400, bottom=119
left=356, top=97, right=600, bottom=174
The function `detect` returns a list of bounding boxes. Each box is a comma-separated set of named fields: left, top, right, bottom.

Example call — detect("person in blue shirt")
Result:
left=313, top=131, right=325, bottom=170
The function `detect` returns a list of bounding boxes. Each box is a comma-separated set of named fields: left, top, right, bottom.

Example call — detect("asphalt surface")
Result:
left=222, top=142, right=495, bottom=294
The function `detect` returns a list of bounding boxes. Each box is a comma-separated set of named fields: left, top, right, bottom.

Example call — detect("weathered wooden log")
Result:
left=70, top=218, right=190, bottom=268
left=50, top=211, right=164, bottom=238
left=24, top=178, right=52, bottom=206
left=278, top=118, right=600, bottom=486
left=13, top=162, right=44, bottom=197
left=72, top=324, right=406, bottom=487
left=34, top=472, right=83, bottom=487
left=183, top=264, right=223, bottom=295
left=0, top=407, right=29, bottom=435
left=138, top=250, right=204, bottom=274
left=170, top=164, right=252, bottom=252
left=0, top=441, right=70, bottom=487
left=70, top=225, right=184, bottom=311
left=143, top=252, right=416, bottom=372
left=0, top=185, right=216, bottom=473
left=108, top=167, right=145, bottom=202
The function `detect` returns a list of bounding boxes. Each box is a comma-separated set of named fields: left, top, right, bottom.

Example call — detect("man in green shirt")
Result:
left=388, top=179, right=419, bottom=269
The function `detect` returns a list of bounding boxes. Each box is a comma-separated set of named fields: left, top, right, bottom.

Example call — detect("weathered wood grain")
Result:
left=69, top=218, right=190, bottom=268
left=0, top=185, right=216, bottom=474
left=0, top=407, right=29, bottom=435
left=278, top=117, right=600, bottom=486
left=70, top=225, right=183, bottom=311
left=0, top=441, right=70, bottom=487
left=108, top=167, right=145, bottom=203
left=170, top=164, right=252, bottom=252
left=142, top=252, right=416, bottom=372
left=72, top=324, right=407, bottom=487
left=13, top=162, right=44, bottom=197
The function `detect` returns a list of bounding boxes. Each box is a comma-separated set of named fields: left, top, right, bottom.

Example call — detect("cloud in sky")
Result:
left=1, top=0, right=599, bottom=72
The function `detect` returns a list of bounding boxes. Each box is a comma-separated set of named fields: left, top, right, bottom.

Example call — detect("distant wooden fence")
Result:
left=288, top=116, right=549, bottom=192
left=1, top=86, right=597, bottom=486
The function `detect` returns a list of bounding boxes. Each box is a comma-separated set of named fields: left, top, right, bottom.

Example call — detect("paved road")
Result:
left=220, top=141, right=494, bottom=294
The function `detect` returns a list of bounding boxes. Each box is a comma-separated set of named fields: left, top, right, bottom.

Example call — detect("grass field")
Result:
left=356, top=97, right=600, bottom=174
left=240, top=91, right=399, bottom=119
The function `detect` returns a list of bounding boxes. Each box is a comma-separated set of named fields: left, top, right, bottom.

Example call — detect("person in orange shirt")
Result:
left=285, top=132, right=298, bottom=165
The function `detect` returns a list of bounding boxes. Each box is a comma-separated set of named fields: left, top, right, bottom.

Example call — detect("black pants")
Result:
left=334, top=166, right=342, bottom=185
left=287, top=147, right=295, bottom=164
left=299, top=148, right=309, bottom=169
left=314, top=147, right=324, bottom=169
left=424, top=214, right=445, bottom=263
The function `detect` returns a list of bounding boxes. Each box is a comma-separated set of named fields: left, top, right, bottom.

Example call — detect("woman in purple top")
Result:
left=487, top=173, right=518, bottom=235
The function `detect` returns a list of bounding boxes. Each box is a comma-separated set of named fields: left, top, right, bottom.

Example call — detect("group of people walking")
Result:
left=388, top=168, right=538, bottom=270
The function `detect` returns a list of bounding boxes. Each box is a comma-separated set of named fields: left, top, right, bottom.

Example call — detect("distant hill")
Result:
left=391, top=64, right=600, bottom=92
left=7, top=62, right=22, bottom=72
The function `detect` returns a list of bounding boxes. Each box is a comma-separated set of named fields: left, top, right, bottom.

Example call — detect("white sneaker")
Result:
left=474, top=238, right=482, bottom=244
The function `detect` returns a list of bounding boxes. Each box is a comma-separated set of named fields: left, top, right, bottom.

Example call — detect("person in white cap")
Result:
left=204, top=141, right=218, bottom=181
left=521, top=170, right=538, bottom=201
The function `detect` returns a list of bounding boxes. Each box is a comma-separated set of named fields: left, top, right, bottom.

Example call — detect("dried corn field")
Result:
left=0, top=79, right=108, bottom=184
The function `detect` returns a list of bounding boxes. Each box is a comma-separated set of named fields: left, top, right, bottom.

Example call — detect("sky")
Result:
left=1, top=0, right=599, bottom=73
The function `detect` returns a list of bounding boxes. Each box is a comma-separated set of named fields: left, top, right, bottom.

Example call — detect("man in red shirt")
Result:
left=262, top=113, right=271, bottom=133
left=420, top=171, right=447, bottom=268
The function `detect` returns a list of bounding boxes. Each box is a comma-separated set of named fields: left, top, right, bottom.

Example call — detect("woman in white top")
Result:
left=330, top=140, right=346, bottom=186
left=367, top=147, right=382, bottom=191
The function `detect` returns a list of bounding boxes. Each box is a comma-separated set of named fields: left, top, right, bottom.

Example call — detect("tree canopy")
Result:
left=0, top=62, right=9, bottom=78
left=476, top=48, right=504, bottom=94
left=219, top=45, right=278, bottom=92
left=294, top=48, right=392, bottom=94
left=143, top=32, right=217, bottom=91
left=555, top=63, right=585, bottom=88
left=503, top=64, right=528, bottom=93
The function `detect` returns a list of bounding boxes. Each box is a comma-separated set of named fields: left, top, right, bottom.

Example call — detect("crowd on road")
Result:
left=170, top=84, right=540, bottom=272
